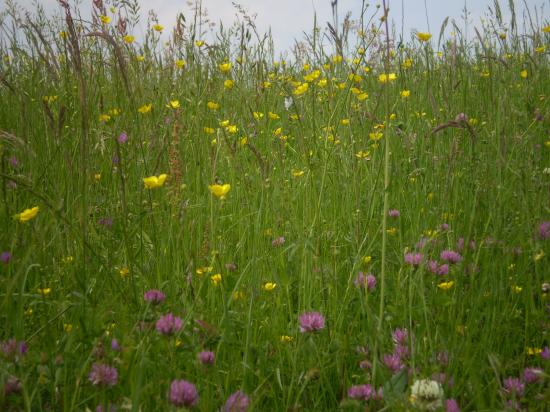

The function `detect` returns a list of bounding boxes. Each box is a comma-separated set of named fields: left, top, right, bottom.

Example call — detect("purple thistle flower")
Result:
left=392, top=328, right=408, bottom=345
left=347, top=384, right=376, bottom=400
left=144, top=289, right=166, bottom=304
left=538, top=221, right=550, bottom=240
left=503, top=377, right=525, bottom=397
left=155, top=313, right=183, bottom=335
left=353, top=272, right=376, bottom=291
left=198, top=351, right=215, bottom=365
left=523, top=367, right=543, bottom=383
left=117, top=132, right=128, bottom=144
left=1, top=251, right=12, bottom=264
left=88, top=363, right=118, bottom=387
left=223, top=390, right=250, bottom=412
left=383, top=353, right=404, bottom=374
left=404, top=252, right=423, bottom=267
left=169, top=379, right=199, bottom=407
left=298, top=311, right=325, bottom=333
left=446, top=399, right=460, bottom=412
left=440, top=250, right=462, bottom=264
left=388, top=209, right=400, bottom=218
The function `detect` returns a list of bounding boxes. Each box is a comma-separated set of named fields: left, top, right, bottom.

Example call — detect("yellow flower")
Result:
left=362, top=256, right=372, bottom=265
left=402, top=58, right=413, bottom=69
left=209, top=184, right=231, bottom=199
left=332, top=55, right=343, bottom=64
left=369, top=132, right=383, bottom=141
left=253, top=112, right=264, bottom=120
left=100, top=15, right=111, bottom=24
left=386, top=227, right=398, bottom=235
left=304, top=70, right=321, bottom=82
left=400, top=89, right=411, bottom=98
left=378, top=73, right=397, bottom=83
left=207, top=101, right=220, bottom=110
left=123, top=35, right=135, bottom=44
left=175, top=59, right=186, bottom=68
left=240, top=136, right=248, bottom=146
left=153, top=24, right=164, bottom=32
left=196, top=266, right=213, bottom=275
left=219, top=120, right=230, bottom=127
left=232, top=290, right=246, bottom=300
left=166, top=100, right=180, bottom=109
left=527, top=347, right=542, bottom=355
left=225, top=125, right=238, bottom=134
left=136, top=55, right=145, bottom=62
left=293, top=82, right=309, bottom=96
left=534, top=250, right=545, bottom=261
left=341, top=118, right=350, bottom=125
left=542, top=25, right=550, bottom=33
left=219, top=62, right=232, bottom=73
left=480, top=70, right=490, bottom=78
left=512, top=285, right=522, bottom=293
left=292, top=169, right=305, bottom=177
left=224, top=79, right=234, bottom=89
left=211, top=273, right=222, bottom=285
left=59, top=31, right=68, bottom=39
left=535, top=46, right=546, bottom=53
left=499, top=32, right=507, bottom=40
left=348, top=73, right=362, bottom=83
left=143, top=174, right=168, bottom=189
left=99, top=114, right=111, bottom=122
left=195, top=40, right=204, bottom=47
left=119, top=267, right=130, bottom=278
left=520, top=69, right=528, bottom=79
left=280, top=335, right=294, bottom=343
left=204, top=127, right=215, bottom=134
left=109, top=108, right=121, bottom=116
left=263, top=282, right=277, bottom=291
left=94, top=173, right=101, bottom=182
left=138, top=103, right=152, bottom=114
left=37, top=287, right=51, bottom=296
left=43, top=95, right=58, bottom=104
left=355, top=150, right=371, bottom=159
left=64, top=323, right=73, bottom=332
left=357, top=92, right=369, bottom=101
left=317, top=78, right=328, bottom=87
left=437, top=281, right=454, bottom=290
left=416, top=32, right=432, bottom=42
left=268, top=112, right=280, bottom=120
left=16, top=206, right=39, bottom=223
left=263, top=81, right=272, bottom=89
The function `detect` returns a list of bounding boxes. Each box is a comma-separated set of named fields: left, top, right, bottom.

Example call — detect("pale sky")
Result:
left=6, top=0, right=550, bottom=55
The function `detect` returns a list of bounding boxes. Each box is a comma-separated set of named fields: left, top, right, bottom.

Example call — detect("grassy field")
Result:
left=1, top=0, right=550, bottom=410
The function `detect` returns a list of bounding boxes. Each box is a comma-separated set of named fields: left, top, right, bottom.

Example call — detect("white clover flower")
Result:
left=410, top=379, right=444, bottom=411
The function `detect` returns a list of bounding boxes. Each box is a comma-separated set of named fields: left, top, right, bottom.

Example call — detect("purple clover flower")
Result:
left=198, top=351, right=215, bottom=365
left=1, top=251, right=12, bottom=264
left=110, top=338, right=121, bottom=352
left=353, top=272, right=376, bottom=291
left=347, top=384, right=378, bottom=400
left=169, top=379, right=199, bottom=407
left=223, top=390, right=250, bottom=412
left=144, top=289, right=166, bottom=304
left=155, top=313, right=183, bottom=335
left=404, top=252, right=423, bottom=267
left=523, top=367, right=543, bottom=383
left=503, top=377, right=525, bottom=397
left=388, top=209, right=400, bottom=218
left=392, top=328, right=408, bottom=345
left=446, top=399, right=460, bottom=412
left=88, top=363, right=118, bottom=387
left=538, top=221, right=550, bottom=240
left=298, top=311, right=325, bottom=333
left=1, top=339, right=27, bottom=362
left=117, top=132, right=128, bottom=144
left=3, top=376, right=22, bottom=396
left=440, top=250, right=462, bottom=264
left=383, top=353, right=404, bottom=374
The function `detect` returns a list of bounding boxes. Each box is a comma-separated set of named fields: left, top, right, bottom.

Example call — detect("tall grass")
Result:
left=1, top=0, right=550, bottom=410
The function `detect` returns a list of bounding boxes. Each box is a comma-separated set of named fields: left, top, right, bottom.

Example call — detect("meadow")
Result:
left=1, top=0, right=550, bottom=410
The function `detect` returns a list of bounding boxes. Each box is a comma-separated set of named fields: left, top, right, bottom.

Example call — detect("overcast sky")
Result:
left=6, top=0, right=550, bottom=55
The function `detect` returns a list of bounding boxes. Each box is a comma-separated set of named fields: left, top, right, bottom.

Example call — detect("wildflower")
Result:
left=480, top=70, right=490, bottom=78
left=211, top=274, right=222, bottom=286
left=292, top=169, right=304, bottom=177
left=272, top=236, right=285, bottom=246
left=99, top=114, right=111, bottom=122
left=195, top=40, right=204, bottom=47
left=88, top=363, right=118, bottom=387
left=535, top=45, right=546, bottom=53
left=523, top=367, right=543, bottom=383
left=111, top=339, right=121, bottom=352
left=204, top=127, right=215, bottom=134
left=1, top=339, right=27, bottom=361
left=404, top=252, right=423, bottom=267
left=543, top=25, right=550, bottom=33
left=166, top=100, right=180, bottom=109
left=354, top=272, right=376, bottom=291
left=123, top=34, right=134, bottom=44
left=143, top=174, right=168, bottom=189
left=369, top=131, right=383, bottom=141
left=446, top=399, right=460, bottom=412
left=198, top=351, right=215, bottom=365
left=152, top=24, right=164, bottom=32
left=392, top=328, right=408, bottom=345
left=437, top=281, right=454, bottom=290
left=16, top=206, right=39, bottom=223
left=520, top=69, right=528, bottom=79
left=378, top=73, right=397, bottom=83
left=64, top=323, right=73, bottom=332
left=440, top=250, right=462, bottom=264
left=538, top=221, right=550, bottom=239
left=403, top=58, right=413, bottom=69
left=416, top=32, right=432, bottom=42
left=207, top=101, right=220, bottom=110
left=383, top=353, right=404, bottom=373
left=37, top=287, right=51, bottom=296
left=299, top=311, right=325, bottom=333
left=293, top=83, right=309, bottom=96
left=169, top=380, right=199, bottom=407
left=410, top=379, right=444, bottom=410
left=4, top=376, right=22, bottom=395
left=156, top=313, right=183, bottom=335
left=503, top=377, right=525, bottom=397
left=1, top=251, right=12, bottom=264
left=137, top=103, right=152, bottom=114
left=512, top=285, right=522, bottom=293
left=268, top=112, right=280, bottom=120
left=347, top=384, right=379, bottom=400
left=280, top=335, right=293, bottom=343
left=263, top=282, right=277, bottom=291
left=225, top=124, right=238, bottom=134
left=144, top=289, right=166, bottom=304
left=541, top=347, right=550, bottom=359
left=401, top=89, right=411, bottom=98
left=317, top=78, right=327, bottom=87
left=355, top=150, right=371, bottom=159
left=59, top=31, right=68, bottom=39
left=388, top=209, right=400, bottom=218
left=196, top=266, right=213, bottom=275
left=175, top=59, right=186, bottom=68
left=100, top=15, right=111, bottom=24
left=223, top=390, right=250, bottom=412
left=208, top=184, right=231, bottom=199
left=219, top=62, right=232, bottom=73
left=224, top=79, right=234, bottom=89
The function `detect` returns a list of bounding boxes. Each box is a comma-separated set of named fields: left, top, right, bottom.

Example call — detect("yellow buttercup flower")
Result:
left=403, top=58, right=413, bottom=69
left=211, top=273, right=222, bottom=285
left=542, top=25, right=550, bottom=33
left=225, top=125, right=238, bottom=134
left=119, top=267, right=130, bottom=278
left=195, top=40, right=204, bottom=47
left=209, top=184, right=231, bottom=199
left=293, top=82, right=309, bottom=96
left=263, top=282, right=277, bottom=291
left=99, top=114, right=111, bottom=122
left=268, top=112, right=280, bottom=120
left=219, top=62, right=232, bottom=73
left=535, top=46, right=546, bottom=53
left=204, top=127, right=215, bottom=134
left=369, top=132, right=383, bottom=141
left=280, top=335, right=294, bottom=343
left=357, top=92, right=369, bottom=101
left=512, top=285, right=522, bottom=293
left=292, top=169, right=305, bottom=177
left=437, top=281, right=454, bottom=290
left=153, top=24, right=164, bottom=32
left=16, top=206, right=39, bottom=223
left=207, top=101, right=220, bottom=110
left=355, top=150, right=371, bottom=159
left=520, top=69, right=528, bottom=79
left=224, top=79, right=234, bottom=89
left=378, top=73, right=397, bottom=83
left=400, top=89, right=411, bottom=98
left=143, top=174, right=168, bottom=189
left=100, top=15, right=111, bottom=24
left=123, top=35, right=135, bottom=44
left=166, top=100, right=180, bottom=109
left=175, top=59, right=186, bottom=68
left=37, top=287, right=51, bottom=296
left=138, top=103, right=152, bottom=114
left=416, top=32, right=432, bottom=42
